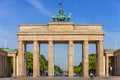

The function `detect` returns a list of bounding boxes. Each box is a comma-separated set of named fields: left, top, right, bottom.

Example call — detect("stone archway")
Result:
left=17, top=22, right=105, bottom=77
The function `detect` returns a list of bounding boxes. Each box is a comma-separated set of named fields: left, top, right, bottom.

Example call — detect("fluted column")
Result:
left=33, top=41, right=40, bottom=77
left=117, top=56, right=119, bottom=75
left=82, top=40, right=89, bottom=77
left=6, top=58, right=10, bottom=76
left=68, top=41, right=74, bottom=77
left=103, top=56, right=105, bottom=76
left=1, top=55, right=3, bottom=77
left=117, top=56, right=118, bottom=75
left=0, top=55, right=2, bottom=77
left=4, top=56, right=7, bottom=77
left=105, top=55, right=109, bottom=77
left=116, top=56, right=117, bottom=75
left=17, top=41, right=25, bottom=76
left=48, top=41, right=54, bottom=77
left=115, top=56, right=117, bottom=75
left=13, top=55, right=16, bottom=77
left=97, top=40, right=104, bottom=76
left=118, top=55, right=120, bottom=76
left=2, top=56, right=4, bottom=77
left=23, top=42, right=26, bottom=76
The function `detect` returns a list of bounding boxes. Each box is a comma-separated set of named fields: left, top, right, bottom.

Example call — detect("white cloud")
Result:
left=26, top=0, right=52, bottom=16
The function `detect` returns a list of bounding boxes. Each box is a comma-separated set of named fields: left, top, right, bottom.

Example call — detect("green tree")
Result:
left=26, top=52, right=63, bottom=73
left=74, top=54, right=96, bottom=73
left=40, top=54, right=48, bottom=72
left=54, top=65, right=63, bottom=73
left=74, top=66, right=81, bottom=73
left=89, top=54, right=96, bottom=71
left=74, top=62, right=82, bottom=73
left=26, top=52, right=33, bottom=70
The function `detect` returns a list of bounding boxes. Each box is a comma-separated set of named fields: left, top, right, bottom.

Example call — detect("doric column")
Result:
left=1, top=55, right=3, bottom=76
left=8, top=58, right=11, bottom=76
left=13, top=55, right=16, bottom=77
left=3, top=56, right=5, bottom=77
left=116, top=56, right=118, bottom=75
left=82, top=40, right=89, bottom=77
left=33, top=41, right=40, bottom=77
left=96, top=43, right=98, bottom=76
left=0, top=55, right=2, bottom=77
left=105, top=55, right=109, bottom=77
left=23, top=42, right=26, bottom=76
left=68, top=41, right=74, bottom=77
left=113, top=56, right=116, bottom=76
left=103, top=55, right=105, bottom=76
left=17, top=41, right=25, bottom=76
left=118, top=55, right=120, bottom=75
left=117, top=56, right=119, bottom=75
left=116, top=56, right=117, bottom=75
left=118, top=56, right=119, bottom=75
left=48, top=41, right=54, bottom=77
left=4, top=56, right=7, bottom=77
left=0, top=54, right=2, bottom=77
left=114, top=56, right=116, bottom=75
left=97, top=40, right=104, bottom=76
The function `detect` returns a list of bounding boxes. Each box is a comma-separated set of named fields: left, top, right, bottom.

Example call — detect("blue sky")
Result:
left=0, top=0, right=120, bottom=69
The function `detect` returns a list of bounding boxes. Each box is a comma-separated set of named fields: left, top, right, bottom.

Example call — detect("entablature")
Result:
left=17, top=22, right=105, bottom=35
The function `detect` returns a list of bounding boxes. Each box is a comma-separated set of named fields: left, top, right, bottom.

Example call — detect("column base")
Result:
left=96, top=74, right=105, bottom=77
left=68, top=74, right=73, bottom=77
left=33, top=75, right=40, bottom=78
left=83, top=74, right=89, bottom=78
left=105, top=75, right=109, bottom=77
left=12, top=75, right=16, bottom=77
left=48, top=74, right=54, bottom=77
left=17, top=75, right=25, bottom=77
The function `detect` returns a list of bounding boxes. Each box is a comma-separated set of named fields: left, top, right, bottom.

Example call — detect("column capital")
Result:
left=49, top=40, right=53, bottom=42
left=98, top=40, right=104, bottom=42
left=69, top=40, right=73, bottom=42
left=69, top=40, right=73, bottom=44
left=83, top=40, right=88, bottom=42
left=96, top=40, right=104, bottom=44
left=23, top=41, right=27, bottom=44
left=18, top=40, right=23, bottom=42
left=33, top=40, right=39, bottom=42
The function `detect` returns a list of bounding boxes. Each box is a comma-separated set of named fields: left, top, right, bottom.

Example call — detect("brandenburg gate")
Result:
left=16, top=4, right=105, bottom=77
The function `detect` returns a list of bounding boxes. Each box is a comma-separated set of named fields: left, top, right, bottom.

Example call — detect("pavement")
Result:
left=0, top=77, right=120, bottom=80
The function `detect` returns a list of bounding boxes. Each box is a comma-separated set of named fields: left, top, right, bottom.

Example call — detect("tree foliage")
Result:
left=74, top=66, right=81, bottom=73
left=26, top=52, right=33, bottom=70
left=54, top=65, right=63, bottom=73
left=26, top=52, right=63, bottom=73
left=89, top=54, right=96, bottom=71
left=74, top=54, right=96, bottom=73
left=40, top=54, right=48, bottom=72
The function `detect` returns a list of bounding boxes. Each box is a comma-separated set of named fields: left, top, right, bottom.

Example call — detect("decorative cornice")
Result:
left=74, top=24, right=103, bottom=26
left=18, top=24, right=48, bottom=26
